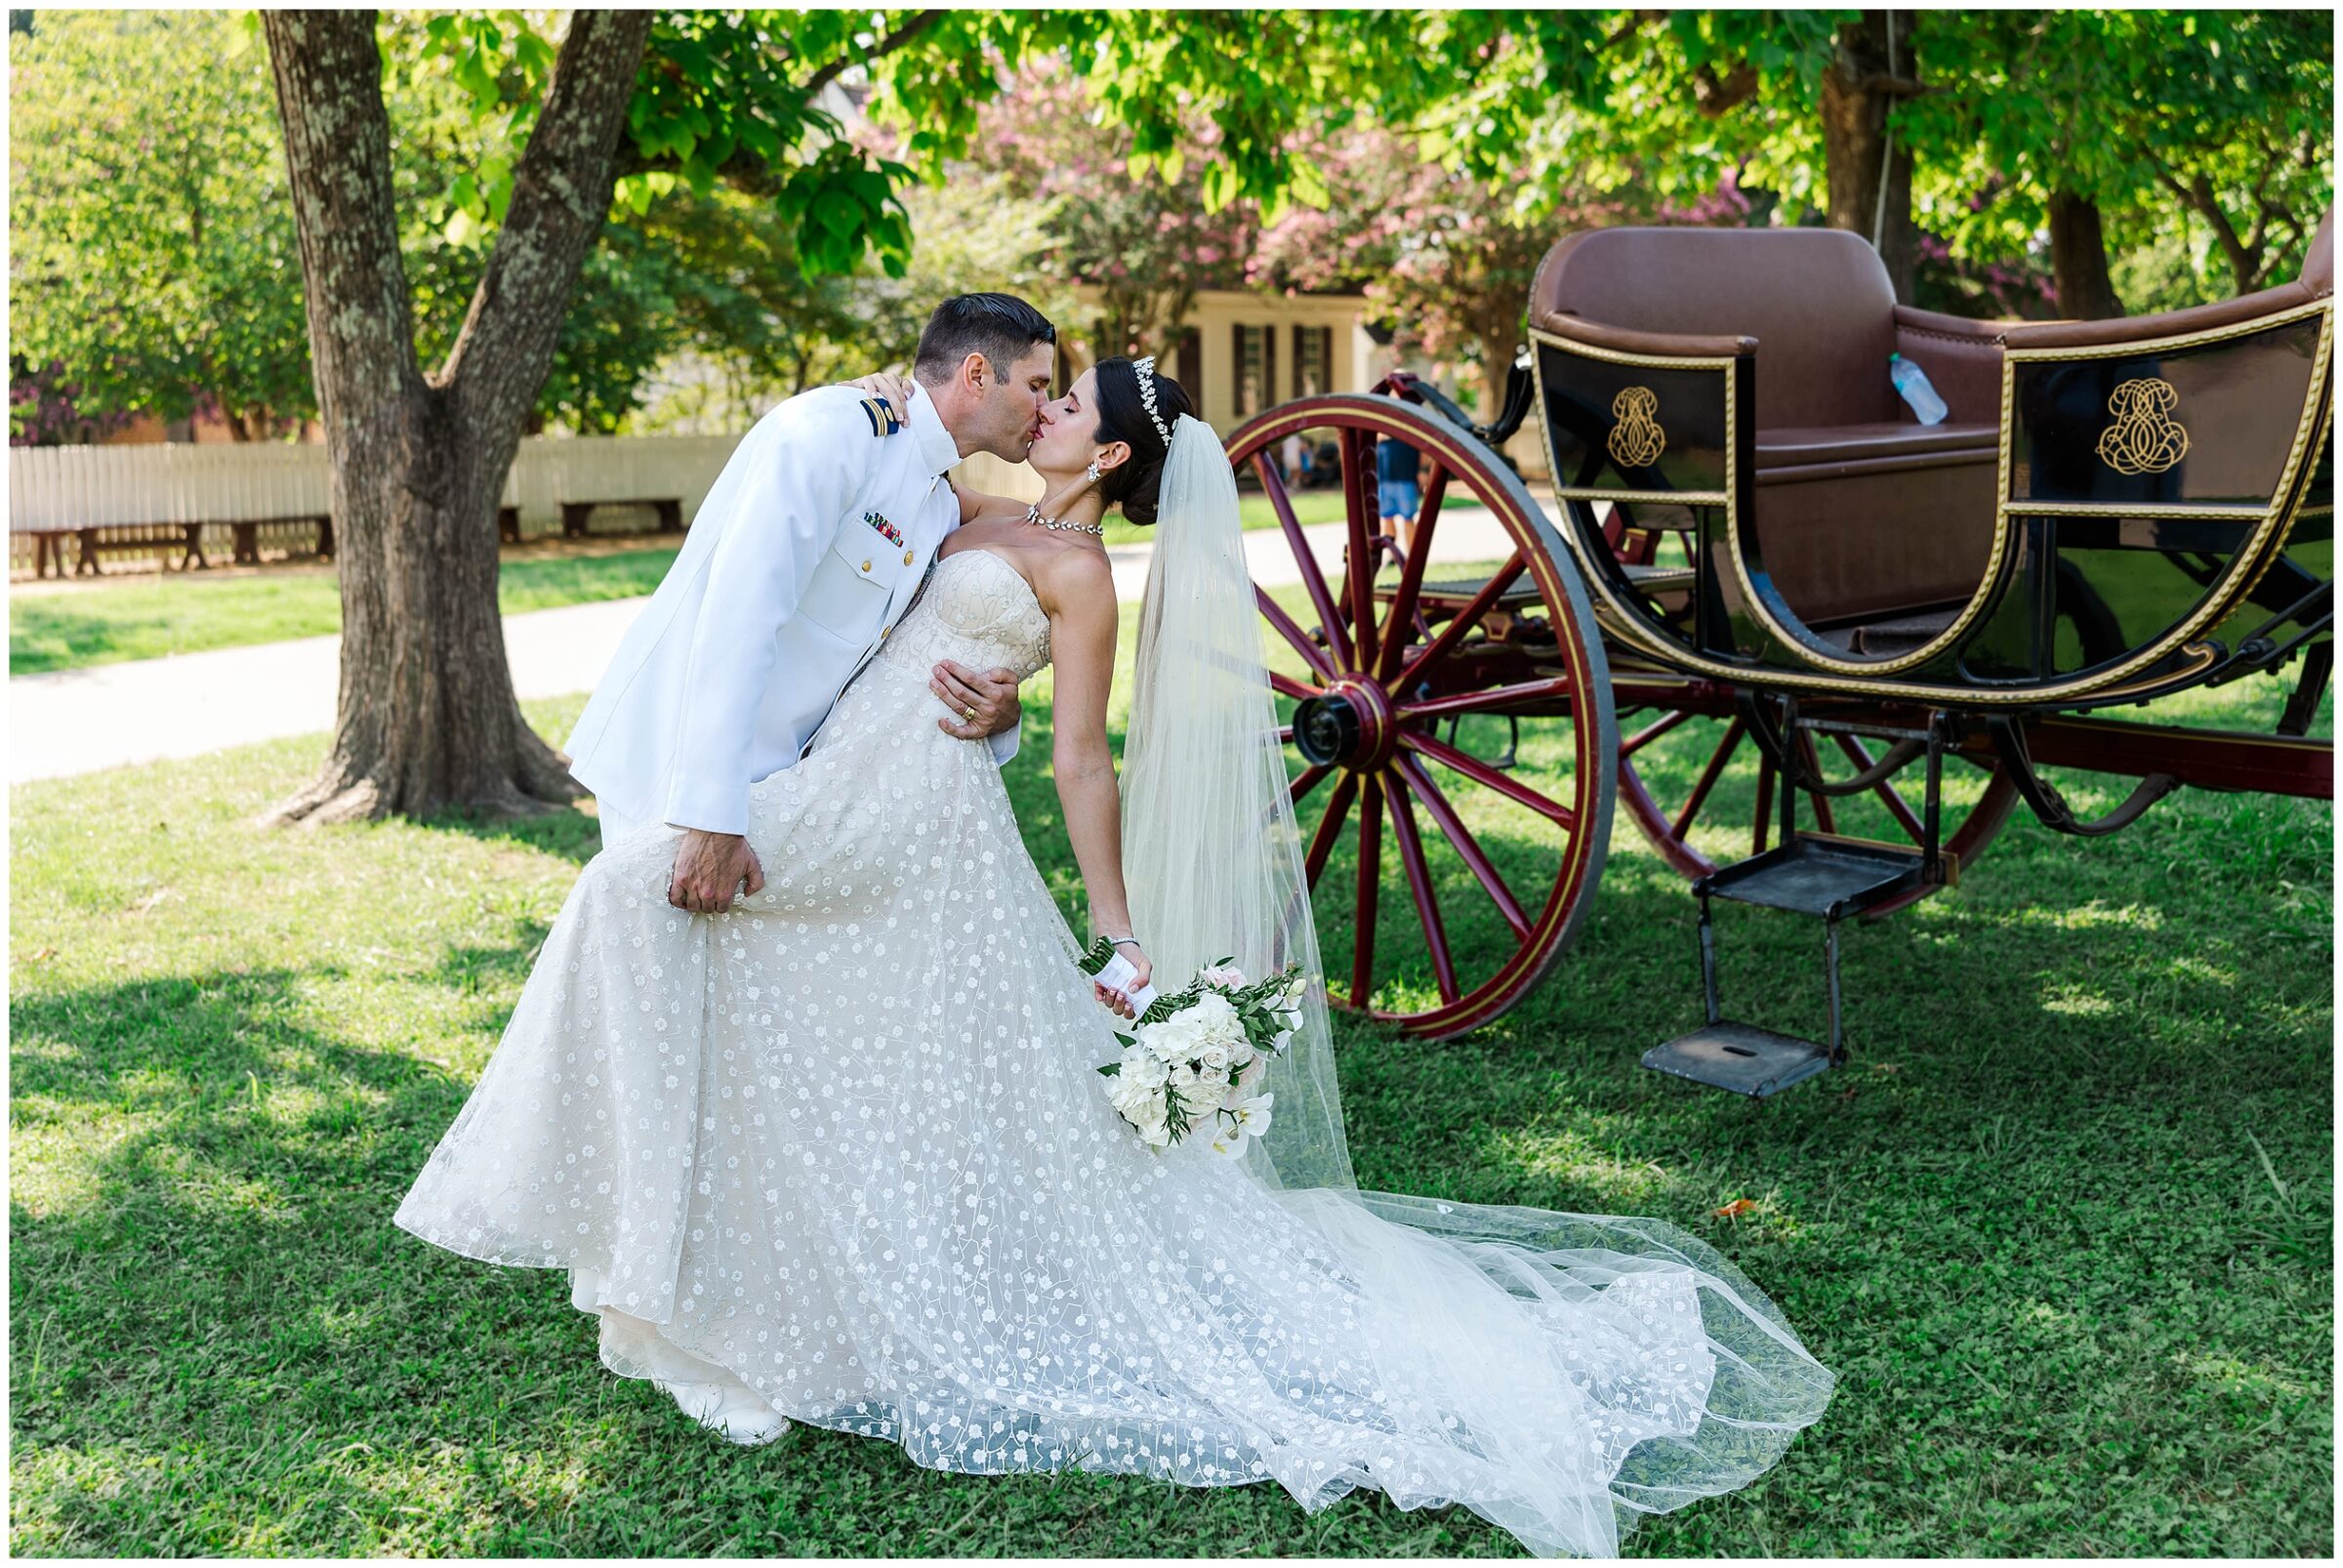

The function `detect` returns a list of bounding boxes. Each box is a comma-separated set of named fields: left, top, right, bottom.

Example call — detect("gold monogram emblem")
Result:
left=2095, top=378, right=2191, bottom=475
left=1605, top=386, right=1666, bottom=470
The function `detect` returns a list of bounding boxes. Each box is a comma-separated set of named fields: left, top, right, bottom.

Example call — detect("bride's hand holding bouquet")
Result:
left=1079, top=940, right=1309, bottom=1159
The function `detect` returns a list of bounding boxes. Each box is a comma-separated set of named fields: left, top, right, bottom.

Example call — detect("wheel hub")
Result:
left=1294, top=677, right=1399, bottom=771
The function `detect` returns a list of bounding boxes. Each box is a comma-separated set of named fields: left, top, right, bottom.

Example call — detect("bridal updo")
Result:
left=1090, top=356, right=1195, bottom=527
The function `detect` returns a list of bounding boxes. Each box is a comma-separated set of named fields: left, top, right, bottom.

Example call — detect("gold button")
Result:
left=860, top=559, right=872, bottom=572
left=904, top=550, right=915, bottom=565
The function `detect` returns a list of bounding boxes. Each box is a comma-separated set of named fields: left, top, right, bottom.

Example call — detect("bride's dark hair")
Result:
left=1090, top=356, right=1194, bottom=527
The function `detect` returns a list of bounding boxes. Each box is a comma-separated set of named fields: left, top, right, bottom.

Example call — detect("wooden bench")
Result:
left=558, top=496, right=684, bottom=539
left=17, top=513, right=333, bottom=577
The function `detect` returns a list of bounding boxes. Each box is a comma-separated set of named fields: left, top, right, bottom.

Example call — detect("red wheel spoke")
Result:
left=1394, top=551, right=1527, bottom=691
left=1751, top=753, right=1776, bottom=853
left=1269, top=669, right=1319, bottom=703
left=1622, top=707, right=1696, bottom=758
left=1254, top=453, right=1351, bottom=668
left=1350, top=773, right=1383, bottom=1009
left=1837, top=732, right=1927, bottom=843
left=1405, top=730, right=1579, bottom=831
left=1338, top=430, right=1381, bottom=673
left=1795, top=732, right=1837, bottom=834
left=1303, top=771, right=1359, bottom=890
left=1672, top=716, right=1746, bottom=841
left=1256, top=584, right=1335, bottom=679
left=1399, top=676, right=1580, bottom=724
left=1290, top=763, right=1331, bottom=807
left=1373, top=460, right=1449, bottom=684
left=1383, top=777, right=1459, bottom=1005
left=1394, top=756, right=1531, bottom=941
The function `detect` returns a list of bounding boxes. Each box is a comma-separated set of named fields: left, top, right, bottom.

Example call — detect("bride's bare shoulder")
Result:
left=1031, top=542, right=1116, bottom=620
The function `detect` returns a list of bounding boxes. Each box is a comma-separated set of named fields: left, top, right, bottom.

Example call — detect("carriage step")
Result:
left=1641, top=1020, right=1835, bottom=1098
left=1699, top=833, right=1930, bottom=919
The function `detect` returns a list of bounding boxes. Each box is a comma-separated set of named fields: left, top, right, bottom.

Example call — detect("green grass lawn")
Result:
left=9, top=548, right=685, bottom=677
left=9, top=593, right=2332, bottom=1554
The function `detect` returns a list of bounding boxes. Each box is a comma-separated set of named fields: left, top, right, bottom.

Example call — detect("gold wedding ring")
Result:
left=964, top=706, right=978, bottom=724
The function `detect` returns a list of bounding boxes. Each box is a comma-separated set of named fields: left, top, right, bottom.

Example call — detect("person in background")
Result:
left=1377, top=433, right=1422, bottom=555
left=1281, top=431, right=1305, bottom=489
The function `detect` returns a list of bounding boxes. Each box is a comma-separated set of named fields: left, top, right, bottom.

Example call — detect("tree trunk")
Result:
left=1478, top=293, right=1516, bottom=423
left=1820, top=10, right=1919, bottom=303
left=2046, top=189, right=2123, bottom=318
left=261, top=9, right=651, bottom=824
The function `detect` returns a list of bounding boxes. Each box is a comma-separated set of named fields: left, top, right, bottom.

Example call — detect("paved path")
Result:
left=10, top=509, right=1517, bottom=784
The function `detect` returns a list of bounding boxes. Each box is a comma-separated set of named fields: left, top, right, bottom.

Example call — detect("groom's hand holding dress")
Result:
left=669, top=830, right=766, bottom=914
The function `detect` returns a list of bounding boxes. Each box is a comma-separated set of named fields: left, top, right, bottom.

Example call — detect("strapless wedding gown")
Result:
left=394, top=546, right=1832, bottom=1557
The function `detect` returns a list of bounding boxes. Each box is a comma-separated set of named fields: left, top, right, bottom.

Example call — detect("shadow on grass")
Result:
left=10, top=955, right=1540, bottom=1555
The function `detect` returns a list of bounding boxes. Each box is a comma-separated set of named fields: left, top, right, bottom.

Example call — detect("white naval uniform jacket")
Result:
left=563, top=385, right=1020, bottom=838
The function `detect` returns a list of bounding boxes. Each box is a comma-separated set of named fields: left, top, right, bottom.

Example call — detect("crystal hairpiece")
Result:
left=1131, top=355, right=1174, bottom=448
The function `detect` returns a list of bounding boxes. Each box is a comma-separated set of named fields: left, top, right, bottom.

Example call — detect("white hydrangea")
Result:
left=1139, top=1013, right=1207, bottom=1064
left=1183, top=991, right=1247, bottom=1052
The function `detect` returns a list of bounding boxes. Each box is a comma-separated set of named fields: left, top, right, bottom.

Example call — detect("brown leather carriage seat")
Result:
left=1531, top=226, right=2007, bottom=630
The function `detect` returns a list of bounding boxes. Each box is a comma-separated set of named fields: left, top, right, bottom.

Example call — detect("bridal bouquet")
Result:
left=1077, top=937, right=1308, bottom=1158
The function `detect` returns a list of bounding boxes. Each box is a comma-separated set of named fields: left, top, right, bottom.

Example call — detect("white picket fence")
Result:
left=8, top=433, right=743, bottom=534
left=9, top=433, right=1048, bottom=574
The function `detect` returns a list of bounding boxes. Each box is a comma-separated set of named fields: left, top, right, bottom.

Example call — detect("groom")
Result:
left=563, top=293, right=1059, bottom=912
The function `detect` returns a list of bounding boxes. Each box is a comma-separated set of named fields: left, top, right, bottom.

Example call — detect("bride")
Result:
left=393, top=355, right=1833, bottom=1557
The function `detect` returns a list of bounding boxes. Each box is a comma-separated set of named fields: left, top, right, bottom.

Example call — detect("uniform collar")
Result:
left=906, top=390, right=963, bottom=479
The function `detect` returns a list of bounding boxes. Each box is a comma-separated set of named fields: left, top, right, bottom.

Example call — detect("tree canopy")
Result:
left=12, top=9, right=2333, bottom=441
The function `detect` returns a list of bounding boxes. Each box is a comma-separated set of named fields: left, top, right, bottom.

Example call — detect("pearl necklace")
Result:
left=1022, top=502, right=1105, bottom=538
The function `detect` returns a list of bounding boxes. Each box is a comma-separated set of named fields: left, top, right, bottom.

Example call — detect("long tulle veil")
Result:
left=1116, top=413, right=1835, bottom=1541
left=1117, top=413, right=1353, bottom=1193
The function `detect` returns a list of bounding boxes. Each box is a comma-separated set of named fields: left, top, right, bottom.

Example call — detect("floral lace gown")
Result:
left=394, top=546, right=1831, bottom=1557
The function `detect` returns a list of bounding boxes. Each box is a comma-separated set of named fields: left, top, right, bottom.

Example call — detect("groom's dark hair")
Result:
left=914, top=293, right=1056, bottom=386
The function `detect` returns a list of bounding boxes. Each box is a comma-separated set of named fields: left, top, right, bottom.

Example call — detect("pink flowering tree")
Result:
left=957, top=65, right=1258, bottom=360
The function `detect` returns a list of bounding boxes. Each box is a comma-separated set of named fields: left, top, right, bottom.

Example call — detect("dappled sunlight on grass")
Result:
left=2037, top=984, right=2117, bottom=1017
left=1472, top=1121, right=1690, bottom=1213
left=2003, top=900, right=2167, bottom=932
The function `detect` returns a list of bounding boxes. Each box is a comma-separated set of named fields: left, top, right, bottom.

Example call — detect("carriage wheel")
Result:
left=1611, top=681, right=2021, bottom=917
left=1223, top=392, right=1617, bottom=1040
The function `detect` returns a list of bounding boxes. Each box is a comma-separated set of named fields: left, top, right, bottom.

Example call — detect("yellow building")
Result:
left=1061, top=286, right=1378, bottom=428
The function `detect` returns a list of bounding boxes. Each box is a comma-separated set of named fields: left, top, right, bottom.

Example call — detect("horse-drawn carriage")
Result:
left=1225, top=214, right=2333, bottom=1095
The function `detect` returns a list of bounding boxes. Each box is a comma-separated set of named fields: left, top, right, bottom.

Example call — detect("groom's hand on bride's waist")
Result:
left=931, top=660, right=1020, bottom=741
left=669, top=829, right=765, bottom=914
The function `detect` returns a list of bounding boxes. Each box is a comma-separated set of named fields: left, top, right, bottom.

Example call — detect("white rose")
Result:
left=1197, top=1042, right=1233, bottom=1075
left=1198, top=963, right=1248, bottom=991
left=1136, top=1116, right=1173, bottom=1149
